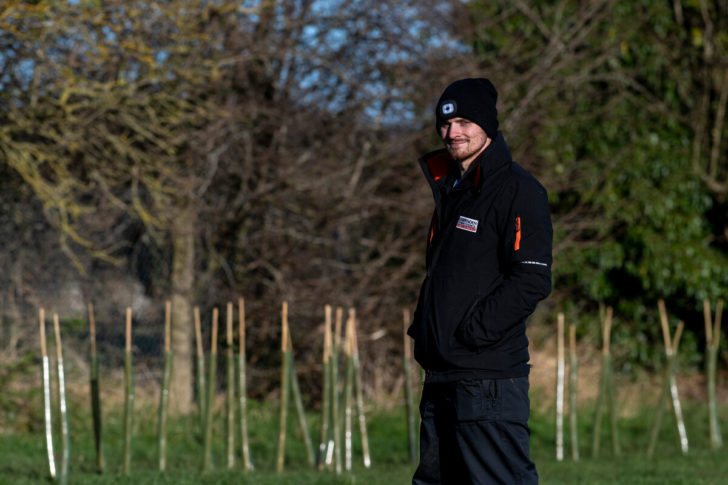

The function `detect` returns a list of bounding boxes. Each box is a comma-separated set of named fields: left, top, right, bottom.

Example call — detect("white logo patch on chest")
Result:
left=456, top=216, right=479, bottom=233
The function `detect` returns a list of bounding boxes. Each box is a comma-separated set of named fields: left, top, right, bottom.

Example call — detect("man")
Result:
left=408, top=78, right=552, bottom=484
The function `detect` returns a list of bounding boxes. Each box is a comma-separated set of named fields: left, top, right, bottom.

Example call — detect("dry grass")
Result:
left=528, top=329, right=728, bottom=418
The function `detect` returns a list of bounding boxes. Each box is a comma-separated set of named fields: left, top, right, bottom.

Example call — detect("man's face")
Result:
left=438, top=117, right=490, bottom=171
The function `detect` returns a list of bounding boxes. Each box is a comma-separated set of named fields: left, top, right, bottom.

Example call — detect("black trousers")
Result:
left=412, top=377, right=538, bottom=485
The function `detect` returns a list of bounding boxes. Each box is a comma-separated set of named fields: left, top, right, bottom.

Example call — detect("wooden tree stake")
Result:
left=226, top=302, right=235, bottom=470
left=351, top=309, right=371, bottom=468
left=194, top=306, right=206, bottom=436
left=569, top=321, right=579, bottom=461
left=40, top=308, right=56, bottom=480
left=53, top=314, right=70, bottom=485
left=287, top=322, right=315, bottom=468
left=318, top=304, right=333, bottom=470
left=276, top=302, right=291, bottom=474
left=704, top=299, right=723, bottom=449
left=203, top=307, right=218, bottom=471
left=88, top=302, right=105, bottom=474
left=123, top=307, right=134, bottom=476
left=343, top=309, right=355, bottom=472
left=274, top=302, right=315, bottom=471
left=331, top=307, right=343, bottom=474
left=648, top=300, right=688, bottom=457
left=238, top=298, right=253, bottom=470
left=556, top=313, right=565, bottom=461
left=158, top=300, right=174, bottom=472
left=592, top=306, right=619, bottom=457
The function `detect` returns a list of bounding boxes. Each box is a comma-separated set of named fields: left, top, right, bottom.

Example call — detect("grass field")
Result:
left=1, top=395, right=727, bottom=484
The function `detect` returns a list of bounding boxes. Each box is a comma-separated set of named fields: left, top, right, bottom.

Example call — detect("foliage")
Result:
left=459, top=0, right=728, bottom=366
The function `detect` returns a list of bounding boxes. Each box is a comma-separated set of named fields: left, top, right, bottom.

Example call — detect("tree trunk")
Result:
left=5, top=289, right=20, bottom=359
left=169, top=208, right=195, bottom=414
left=5, top=259, right=23, bottom=358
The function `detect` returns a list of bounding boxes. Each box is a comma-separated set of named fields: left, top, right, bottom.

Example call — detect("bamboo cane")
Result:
left=403, top=308, right=417, bottom=464
left=704, top=299, right=723, bottom=449
left=712, top=299, right=722, bottom=448
left=238, top=298, right=253, bottom=470
left=556, top=313, right=565, bottom=462
left=203, top=307, right=218, bottom=472
left=123, top=308, right=134, bottom=476
left=703, top=298, right=713, bottom=349
left=331, top=307, right=343, bottom=474
left=591, top=306, right=606, bottom=457
left=88, top=303, right=105, bottom=474
left=317, top=304, right=333, bottom=470
left=158, top=300, right=173, bottom=472
left=659, top=300, right=688, bottom=454
left=351, top=310, right=371, bottom=468
left=604, top=308, right=620, bottom=457
left=569, top=322, right=579, bottom=461
left=276, top=302, right=291, bottom=474
left=226, top=302, right=235, bottom=469
left=343, top=309, right=355, bottom=472
left=669, top=322, right=688, bottom=454
left=287, top=327, right=316, bottom=467
left=194, top=306, right=206, bottom=437
left=647, top=351, right=673, bottom=457
left=40, top=308, right=57, bottom=480
left=592, top=306, right=618, bottom=457
left=658, top=299, right=672, bottom=352
left=648, top=301, right=687, bottom=457
left=53, top=314, right=70, bottom=485
left=603, top=307, right=613, bottom=455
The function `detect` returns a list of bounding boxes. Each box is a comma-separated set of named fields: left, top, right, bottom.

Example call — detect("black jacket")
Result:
left=408, top=132, right=552, bottom=381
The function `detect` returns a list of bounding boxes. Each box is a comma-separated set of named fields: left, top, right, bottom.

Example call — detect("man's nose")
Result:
left=446, top=124, right=460, bottom=139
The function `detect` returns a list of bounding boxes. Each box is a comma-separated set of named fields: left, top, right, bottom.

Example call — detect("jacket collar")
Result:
left=419, top=131, right=512, bottom=192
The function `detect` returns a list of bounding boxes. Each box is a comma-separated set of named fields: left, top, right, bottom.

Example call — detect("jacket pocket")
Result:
left=452, top=294, right=486, bottom=349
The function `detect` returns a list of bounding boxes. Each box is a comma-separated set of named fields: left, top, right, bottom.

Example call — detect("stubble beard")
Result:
left=447, top=138, right=484, bottom=165
left=446, top=140, right=471, bottom=162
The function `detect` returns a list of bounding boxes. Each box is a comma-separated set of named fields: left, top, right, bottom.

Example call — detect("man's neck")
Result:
left=459, top=160, right=471, bottom=177
left=458, top=152, right=480, bottom=177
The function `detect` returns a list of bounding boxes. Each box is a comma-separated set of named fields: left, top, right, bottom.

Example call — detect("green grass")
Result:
left=1, top=396, right=727, bottom=484
left=531, top=399, right=728, bottom=485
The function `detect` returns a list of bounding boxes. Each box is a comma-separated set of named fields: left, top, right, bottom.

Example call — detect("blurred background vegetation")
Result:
left=1, top=0, right=727, bottom=419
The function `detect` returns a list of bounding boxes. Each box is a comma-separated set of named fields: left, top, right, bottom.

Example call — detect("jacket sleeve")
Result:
left=455, top=178, right=553, bottom=346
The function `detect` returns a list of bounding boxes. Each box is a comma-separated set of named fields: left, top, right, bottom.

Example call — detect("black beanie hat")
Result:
left=435, top=78, right=499, bottom=139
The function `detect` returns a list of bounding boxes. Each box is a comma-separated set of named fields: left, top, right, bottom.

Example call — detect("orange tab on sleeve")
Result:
left=514, top=217, right=521, bottom=251
left=429, top=212, right=437, bottom=245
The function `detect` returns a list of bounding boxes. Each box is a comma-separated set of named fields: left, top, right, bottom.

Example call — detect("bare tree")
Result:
left=0, top=0, right=457, bottom=403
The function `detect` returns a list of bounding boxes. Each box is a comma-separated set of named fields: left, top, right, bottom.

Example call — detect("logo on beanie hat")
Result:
left=440, top=101, right=457, bottom=116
